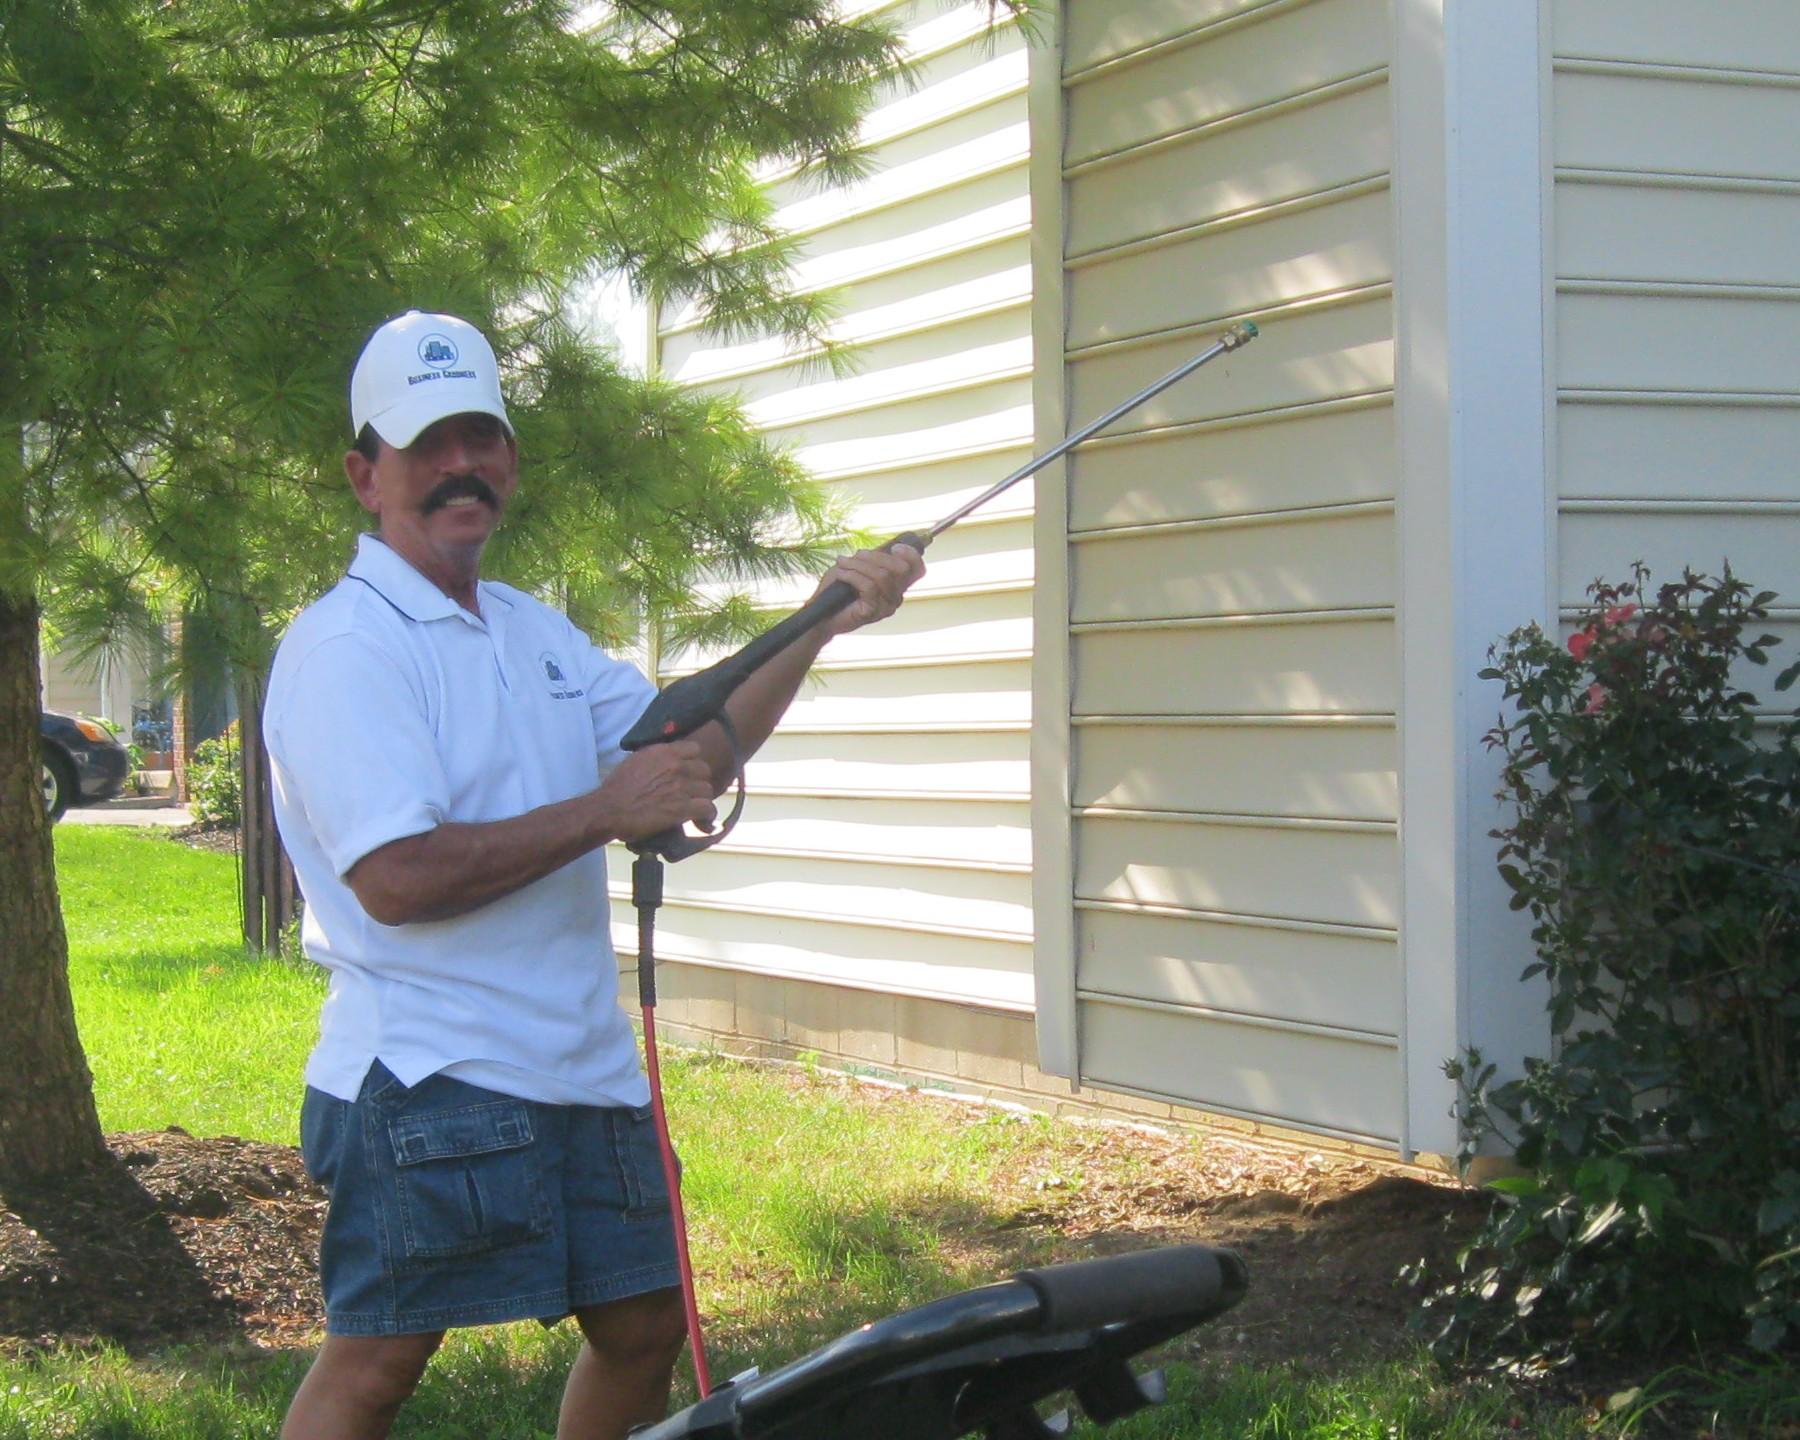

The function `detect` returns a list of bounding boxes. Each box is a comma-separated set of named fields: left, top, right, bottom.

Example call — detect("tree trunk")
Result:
left=0, top=586, right=110, bottom=1184
left=235, top=670, right=296, bottom=953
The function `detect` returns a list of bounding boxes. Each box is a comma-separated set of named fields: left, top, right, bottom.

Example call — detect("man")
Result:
left=266, top=311, right=923, bottom=1440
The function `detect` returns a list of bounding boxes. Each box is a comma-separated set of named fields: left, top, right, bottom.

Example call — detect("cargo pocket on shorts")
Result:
left=388, top=1100, right=550, bottom=1263
left=617, top=1105, right=675, bottom=1222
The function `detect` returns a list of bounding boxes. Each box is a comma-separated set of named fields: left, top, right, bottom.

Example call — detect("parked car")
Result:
left=40, top=710, right=132, bottom=820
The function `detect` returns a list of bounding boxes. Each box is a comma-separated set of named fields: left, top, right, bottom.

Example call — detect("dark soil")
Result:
left=0, top=1088, right=1483, bottom=1371
left=0, top=1128, right=323, bottom=1354
left=893, top=1087, right=1489, bottom=1373
left=2, top=822, right=1482, bottom=1369
left=167, top=821, right=242, bottom=855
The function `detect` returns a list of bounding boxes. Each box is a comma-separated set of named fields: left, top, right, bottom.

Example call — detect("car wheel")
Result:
left=42, top=748, right=75, bottom=822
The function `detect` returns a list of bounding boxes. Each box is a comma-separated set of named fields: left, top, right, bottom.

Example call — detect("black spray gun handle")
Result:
left=622, top=531, right=930, bottom=862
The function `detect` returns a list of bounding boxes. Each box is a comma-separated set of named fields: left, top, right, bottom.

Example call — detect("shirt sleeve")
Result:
left=265, top=632, right=450, bottom=878
left=572, top=627, right=658, bottom=775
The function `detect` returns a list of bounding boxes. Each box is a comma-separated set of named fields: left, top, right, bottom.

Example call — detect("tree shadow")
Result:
left=0, top=1149, right=244, bottom=1353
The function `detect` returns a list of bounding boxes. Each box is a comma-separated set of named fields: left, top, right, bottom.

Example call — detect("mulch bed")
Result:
left=166, top=821, right=242, bottom=855
left=0, top=1129, right=323, bottom=1354
left=0, top=1082, right=1485, bottom=1367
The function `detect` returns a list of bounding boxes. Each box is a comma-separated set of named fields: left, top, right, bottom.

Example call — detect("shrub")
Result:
left=1418, top=568, right=1800, bottom=1369
left=187, top=721, right=241, bottom=827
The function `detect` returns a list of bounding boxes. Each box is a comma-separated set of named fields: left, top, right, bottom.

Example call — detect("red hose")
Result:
left=642, top=1002, right=713, bottom=1397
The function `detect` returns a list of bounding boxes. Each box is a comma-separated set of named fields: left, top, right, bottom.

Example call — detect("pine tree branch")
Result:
left=0, top=123, right=84, bottom=184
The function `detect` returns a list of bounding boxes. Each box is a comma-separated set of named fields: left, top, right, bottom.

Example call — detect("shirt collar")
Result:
left=347, top=533, right=480, bottom=624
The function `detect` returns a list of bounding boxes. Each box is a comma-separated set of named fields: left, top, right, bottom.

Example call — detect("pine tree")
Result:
left=0, top=0, right=920, bottom=1184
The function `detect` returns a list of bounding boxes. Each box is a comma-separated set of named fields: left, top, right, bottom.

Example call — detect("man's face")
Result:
left=344, top=412, right=519, bottom=578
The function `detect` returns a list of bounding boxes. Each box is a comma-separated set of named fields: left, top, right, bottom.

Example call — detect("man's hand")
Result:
left=595, top=739, right=718, bottom=841
left=343, top=741, right=718, bottom=926
left=815, top=544, right=925, bottom=639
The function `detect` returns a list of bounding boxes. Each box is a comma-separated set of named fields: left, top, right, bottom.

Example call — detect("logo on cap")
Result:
left=418, top=334, right=460, bottom=369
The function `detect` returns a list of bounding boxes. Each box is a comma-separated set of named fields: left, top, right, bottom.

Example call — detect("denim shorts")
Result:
left=299, top=1061, right=680, bottom=1335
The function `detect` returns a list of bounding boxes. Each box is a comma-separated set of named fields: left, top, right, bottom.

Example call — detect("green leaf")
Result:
left=1575, top=1199, right=1625, bottom=1246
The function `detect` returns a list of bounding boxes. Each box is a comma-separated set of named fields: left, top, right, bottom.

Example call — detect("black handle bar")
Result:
left=634, top=1243, right=1248, bottom=1440
left=1013, top=1244, right=1240, bottom=1332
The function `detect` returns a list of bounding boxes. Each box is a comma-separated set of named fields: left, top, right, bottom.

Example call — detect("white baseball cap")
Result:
left=350, top=311, right=513, bottom=449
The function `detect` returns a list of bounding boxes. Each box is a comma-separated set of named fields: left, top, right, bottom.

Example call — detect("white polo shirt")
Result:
left=265, top=534, right=658, bottom=1107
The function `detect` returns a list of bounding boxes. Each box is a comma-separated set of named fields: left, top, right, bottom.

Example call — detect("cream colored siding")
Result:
left=41, top=649, right=105, bottom=719
left=1552, top=4, right=1800, bottom=645
left=1046, top=0, right=1402, bottom=1144
left=39, top=642, right=156, bottom=731
left=602, top=0, right=1800, bottom=1152
left=629, top=1, right=1036, bottom=1012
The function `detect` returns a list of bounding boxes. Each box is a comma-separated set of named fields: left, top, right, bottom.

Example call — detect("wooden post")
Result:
left=278, top=849, right=299, bottom=955
left=259, top=721, right=278, bottom=951
left=234, top=671, right=295, bottom=953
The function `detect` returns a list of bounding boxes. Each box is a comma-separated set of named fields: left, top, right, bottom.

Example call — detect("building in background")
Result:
left=40, top=624, right=234, bottom=797
left=617, top=0, right=1800, bottom=1161
left=39, top=639, right=168, bottom=764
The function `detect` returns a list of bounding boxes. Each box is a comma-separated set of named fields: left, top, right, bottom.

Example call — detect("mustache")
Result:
left=421, top=473, right=500, bottom=515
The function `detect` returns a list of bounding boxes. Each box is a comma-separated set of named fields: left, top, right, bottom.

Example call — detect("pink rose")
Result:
left=1568, top=628, right=1596, bottom=661
left=1584, top=682, right=1608, bottom=713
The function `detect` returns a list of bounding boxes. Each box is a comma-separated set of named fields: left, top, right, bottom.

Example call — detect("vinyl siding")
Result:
left=1551, top=2, right=1800, bottom=668
left=1044, top=0, right=1403, bottom=1145
left=622, top=0, right=1037, bottom=1013
left=39, top=642, right=155, bottom=731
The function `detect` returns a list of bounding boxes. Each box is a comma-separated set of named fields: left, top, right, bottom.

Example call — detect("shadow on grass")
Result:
left=72, top=942, right=320, bottom=998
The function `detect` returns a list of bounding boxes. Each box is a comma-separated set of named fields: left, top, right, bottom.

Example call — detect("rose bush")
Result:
left=187, top=722, right=240, bottom=828
left=1415, top=568, right=1800, bottom=1369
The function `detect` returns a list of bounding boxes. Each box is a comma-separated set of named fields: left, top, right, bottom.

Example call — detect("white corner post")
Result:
left=1027, top=3, right=1079, bottom=1083
left=1392, top=0, right=1555, bottom=1160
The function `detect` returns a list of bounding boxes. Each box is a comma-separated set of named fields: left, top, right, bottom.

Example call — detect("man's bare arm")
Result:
left=345, top=740, right=716, bottom=926
left=349, top=546, right=920, bottom=924
left=692, top=545, right=924, bottom=790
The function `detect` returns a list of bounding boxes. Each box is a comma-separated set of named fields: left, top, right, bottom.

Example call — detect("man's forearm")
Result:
left=353, top=547, right=921, bottom=925
left=697, top=628, right=829, bottom=790
left=346, top=792, right=620, bottom=927
left=346, top=741, right=716, bottom=926
left=691, top=544, right=922, bottom=788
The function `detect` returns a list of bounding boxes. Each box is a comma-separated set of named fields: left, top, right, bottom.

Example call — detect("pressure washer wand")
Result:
left=925, top=320, right=1260, bottom=542
left=618, top=320, right=1259, bottom=769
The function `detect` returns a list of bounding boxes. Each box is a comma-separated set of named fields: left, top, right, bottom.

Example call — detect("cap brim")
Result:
left=367, top=394, right=513, bottom=450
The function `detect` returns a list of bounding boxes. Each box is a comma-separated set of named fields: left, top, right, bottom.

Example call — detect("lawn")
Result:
left=53, top=825, right=323, bottom=1143
left=0, top=827, right=1692, bottom=1438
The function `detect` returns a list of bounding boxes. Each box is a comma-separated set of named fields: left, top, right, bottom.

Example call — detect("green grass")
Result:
left=55, top=826, right=323, bottom=1142
left=0, top=829, right=1760, bottom=1437
left=0, top=1335, right=1595, bottom=1440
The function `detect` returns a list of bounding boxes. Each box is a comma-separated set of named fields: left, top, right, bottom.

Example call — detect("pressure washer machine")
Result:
left=635, top=1243, right=1248, bottom=1440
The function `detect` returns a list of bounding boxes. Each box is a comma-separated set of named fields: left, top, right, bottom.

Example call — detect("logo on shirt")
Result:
left=540, top=651, right=584, bottom=701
